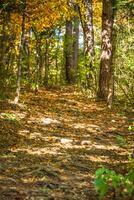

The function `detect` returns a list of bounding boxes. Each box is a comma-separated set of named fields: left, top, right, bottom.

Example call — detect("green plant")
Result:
left=94, top=164, right=134, bottom=200
left=128, top=121, right=134, bottom=131
left=116, top=135, right=127, bottom=147
left=1, top=113, right=17, bottom=121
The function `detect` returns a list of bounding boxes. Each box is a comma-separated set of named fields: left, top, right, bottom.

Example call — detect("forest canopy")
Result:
left=0, top=0, right=134, bottom=106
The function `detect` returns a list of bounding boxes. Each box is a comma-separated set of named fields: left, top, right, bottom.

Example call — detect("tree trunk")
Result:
left=64, top=20, right=73, bottom=84
left=72, top=4, right=79, bottom=83
left=79, top=0, right=95, bottom=63
left=0, top=11, right=11, bottom=94
left=24, top=31, right=31, bottom=80
left=44, top=39, right=49, bottom=87
left=97, top=0, right=114, bottom=107
left=84, top=0, right=95, bottom=59
left=35, top=36, right=43, bottom=91
left=14, top=1, right=26, bottom=104
left=78, top=0, right=95, bottom=88
left=55, top=29, right=61, bottom=85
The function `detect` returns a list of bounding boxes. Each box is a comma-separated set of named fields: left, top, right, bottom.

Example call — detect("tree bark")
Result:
left=14, top=0, right=26, bottom=104
left=98, top=0, right=114, bottom=107
left=79, top=0, right=95, bottom=62
left=72, top=4, right=79, bottom=83
left=0, top=11, right=11, bottom=94
left=83, top=0, right=95, bottom=59
left=78, top=0, right=95, bottom=88
left=64, top=20, right=73, bottom=84
left=44, top=39, right=49, bottom=87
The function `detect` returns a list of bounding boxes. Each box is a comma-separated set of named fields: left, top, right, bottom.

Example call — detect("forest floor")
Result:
left=0, top=87, right=134, bottom=200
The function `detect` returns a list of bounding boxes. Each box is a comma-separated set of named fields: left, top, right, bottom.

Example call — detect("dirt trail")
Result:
left=0, top=87, right=133, bottom=200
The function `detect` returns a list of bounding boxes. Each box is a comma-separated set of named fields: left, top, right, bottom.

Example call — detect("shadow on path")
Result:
left=0, top=87, right=133, bottom=200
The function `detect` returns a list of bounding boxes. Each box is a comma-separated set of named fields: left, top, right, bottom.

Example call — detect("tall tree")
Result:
left=72, top=4, right=79, bottom=83
left=97, top=0, right=114, bottom=107
left=79, top=0, right=95, bottom=65
left=64, top=20, right=73, bottom=83
left=14, top=0, right=26, bottom=104
left=44, top=39, right=49, bottom=87
left=78, top=0, right=95, bottom=88
left=64, top=2, right=80, bottom=84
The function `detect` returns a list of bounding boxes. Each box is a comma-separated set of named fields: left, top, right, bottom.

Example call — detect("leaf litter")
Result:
left=0, top=87, right=133, bottom=200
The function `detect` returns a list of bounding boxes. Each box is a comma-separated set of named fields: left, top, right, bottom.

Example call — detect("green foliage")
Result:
left=128, top=121, right=134, bottom=131
left=116, top=135, right=127, bottom=147
left=114, top=4, right=134, bottom=104
left=94, top=168, right=109, bottom=199
left=94, top=163, right=134, bottom=200
left=1, top=113, right=17, bottom=122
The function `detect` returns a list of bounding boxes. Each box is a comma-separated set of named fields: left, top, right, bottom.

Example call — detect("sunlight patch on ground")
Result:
left=30, top=132, right=42, bottom=139
left=92, top=143, right=120, bottom=150
left=11, top=147, right=62, bottom=156
left=72, top=123, right=101, bottom=132
left=18, top=130, right=30, bottom=137
left=41, top=118, right=61, bottom=125
left=88, top=155, right=110, bottom=163
left=15, top=112, right=27, bottom=119
left=29, top=134, right=59, bottom=142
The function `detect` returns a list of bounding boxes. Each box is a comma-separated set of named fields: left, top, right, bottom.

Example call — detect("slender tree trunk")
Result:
left=84, top=0, right=95, bottom=59
left=0, top=11, right=11, bottom=94
left=78, top=0, right=95, bottom=88
left=35, top=37, right=40, bottom=92
left=64, top=20, right=73, bottom=84
left=38, top=39, right=43, bottom=84
left=73, top=4, right=79, bottom=83
left=35, top=35, right=43, bottom=91
left=14, top=1, right=26, bottom=104
left=44, top=39, right=49, bottom=87
left=55, top=29, right=61, bottom=85
left=97, top=0, right=114, bottom=107
left=79, top=0, right=95, bottom=63
left=24, top=31, right=31, bottom=80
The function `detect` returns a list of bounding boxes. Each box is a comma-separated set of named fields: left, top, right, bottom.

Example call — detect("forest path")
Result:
left=0, top=87, right=133, bottom=200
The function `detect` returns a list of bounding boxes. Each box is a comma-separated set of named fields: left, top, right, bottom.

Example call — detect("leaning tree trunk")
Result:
left=97, top=0, right=114, bottom=107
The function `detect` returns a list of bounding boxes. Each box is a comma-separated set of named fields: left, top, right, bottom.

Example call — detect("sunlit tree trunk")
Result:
left=78, top=0, right=95, bottom=88
left=84, top=0, right=95, bottom=59
left=97, top=0, right=114, bottom=107
left=79, top=0, right=95, bottom=64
